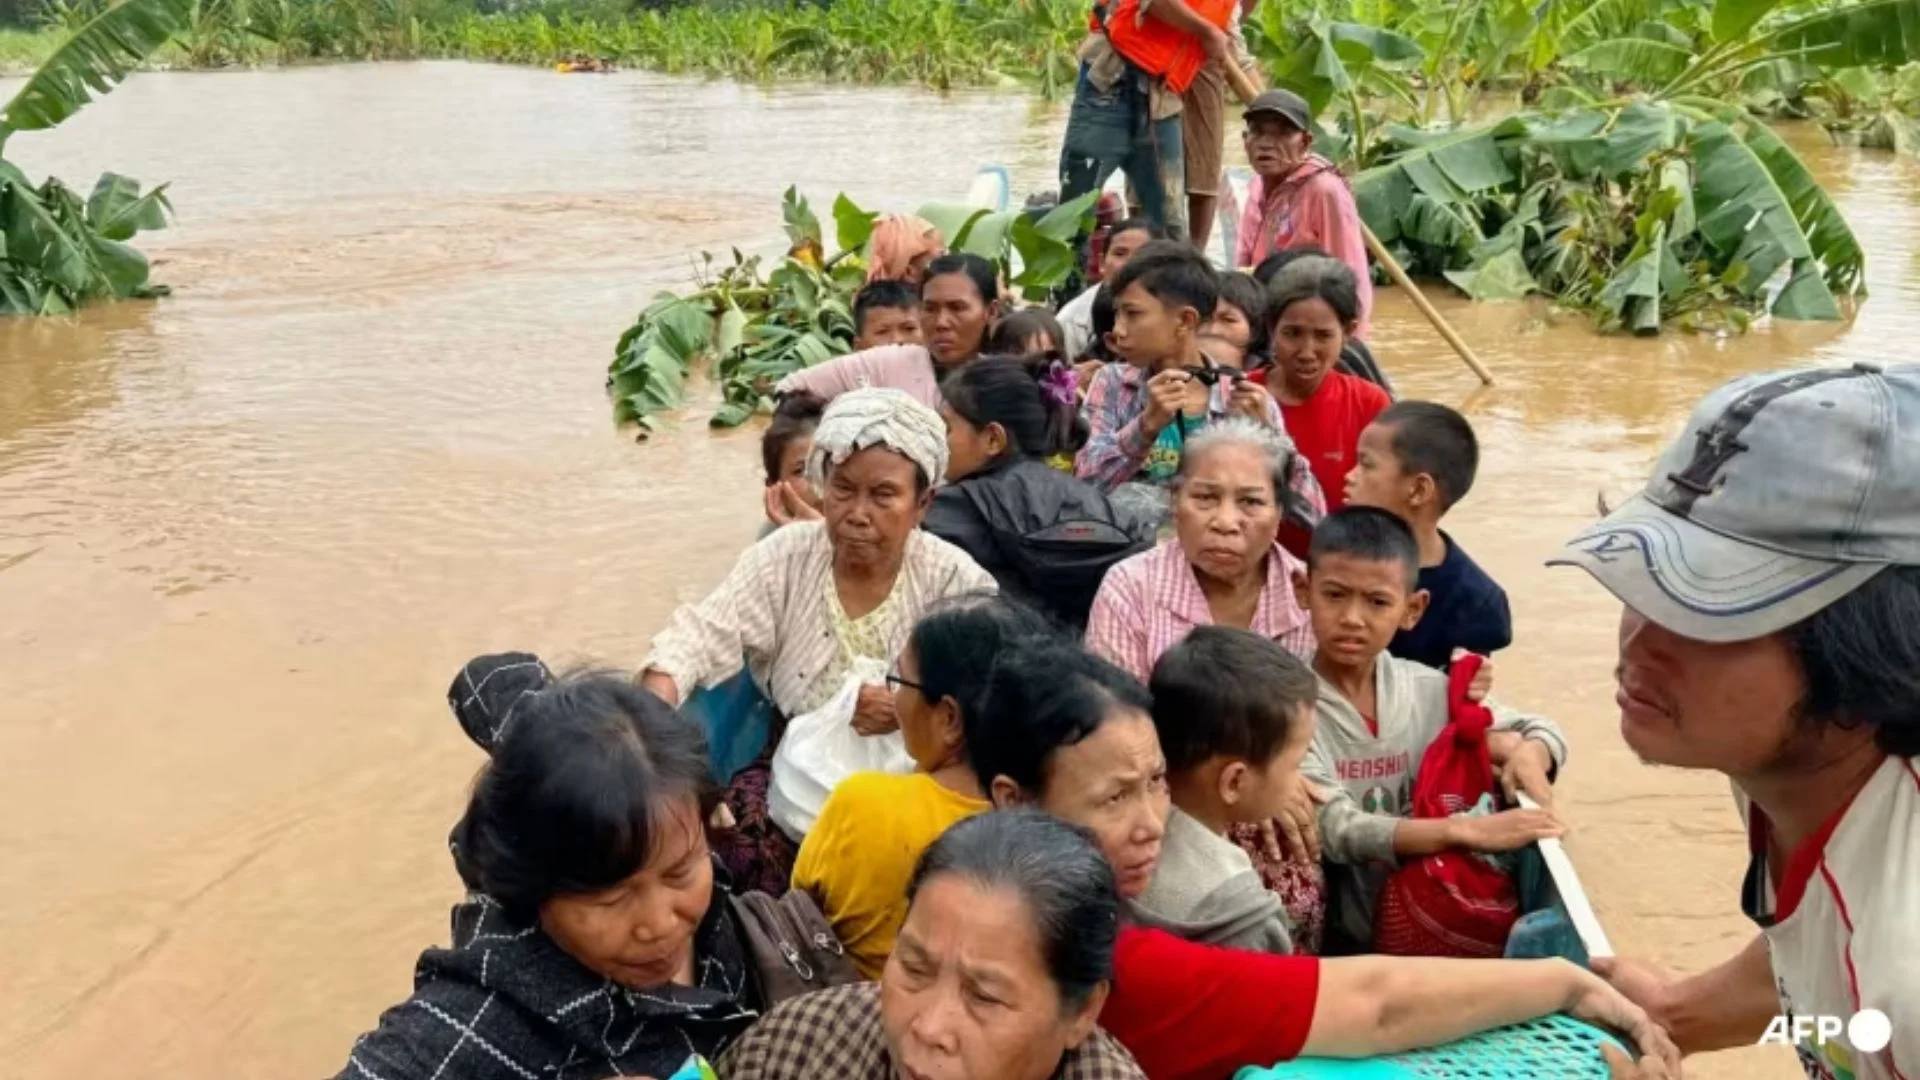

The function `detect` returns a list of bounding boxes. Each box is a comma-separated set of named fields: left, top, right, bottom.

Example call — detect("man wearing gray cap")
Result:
left=1553, top=362, right=1919, bottom=1079
left=1234, top=89, right=1373, bottom=339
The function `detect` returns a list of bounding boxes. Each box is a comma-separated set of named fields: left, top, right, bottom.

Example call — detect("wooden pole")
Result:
left=1218, top=63, right=1495, bottom=386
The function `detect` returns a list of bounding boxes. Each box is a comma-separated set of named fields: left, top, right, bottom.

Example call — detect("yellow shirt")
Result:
left=792, top=771, right=990, bottom=978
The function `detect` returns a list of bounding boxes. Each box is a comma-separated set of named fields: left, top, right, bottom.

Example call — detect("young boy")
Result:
left=1059, top=217, right=1166, bottom=360
left=1296, top=506, right=1567, bottom=953
left=851, top=278, right=921, bottom=350
left=1344, top=401, right=1513, bottom=671
left=1074, top=241, right=1298, bottom=495
left=1133, top=625, right=1319, bottom=953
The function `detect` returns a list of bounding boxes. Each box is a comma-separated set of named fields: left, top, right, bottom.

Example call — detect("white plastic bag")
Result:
left=769, top=657, right=913, bottom=842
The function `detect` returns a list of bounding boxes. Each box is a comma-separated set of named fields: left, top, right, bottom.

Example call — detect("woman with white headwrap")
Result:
left=642, top=388, right=996, bottom=891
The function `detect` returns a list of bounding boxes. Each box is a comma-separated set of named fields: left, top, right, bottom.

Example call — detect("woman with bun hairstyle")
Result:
left=926, top=355, right=1154, bottom=629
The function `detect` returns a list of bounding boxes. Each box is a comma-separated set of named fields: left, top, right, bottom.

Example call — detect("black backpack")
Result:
left=955, top=460, right=1153, bottom=629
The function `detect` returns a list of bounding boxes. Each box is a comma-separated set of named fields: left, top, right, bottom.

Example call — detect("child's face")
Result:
left=1101, top=227, right=1154, bottom=281
left=1344, top=422, right=1420, bottom=517
left=1294, top=553, right=1429, bottom=671
left=1227, top=701, right=1318, bottom=825
left=855, top=306, right=923, bottom=350
left=1205, top=301, right=1253, bottom=350
left=776, top=432, right=813, bottom=488
left=1112, top=281, right=1194, bottom=369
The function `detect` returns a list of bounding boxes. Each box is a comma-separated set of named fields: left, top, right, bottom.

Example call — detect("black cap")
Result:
left=1245, top=89, right=1312, bottom=131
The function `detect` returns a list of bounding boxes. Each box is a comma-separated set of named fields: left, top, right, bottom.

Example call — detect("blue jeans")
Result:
left=1057, top=63, right=1187, bottom=238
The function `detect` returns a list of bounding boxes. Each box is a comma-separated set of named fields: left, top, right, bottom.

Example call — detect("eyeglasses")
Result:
left=885, top=672, right=923, bottom=694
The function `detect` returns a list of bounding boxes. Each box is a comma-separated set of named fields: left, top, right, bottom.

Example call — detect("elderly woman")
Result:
left=722, top=810, right=1147, bottom=1080
left=642, top=388, right=995, bottom=892
left=774, top=254, right=1001, bottom=409
left=968, top=642, right=1683, bottom=1080
left=793, top=594, right=1056, bottom=977
left=336, top=660, right=765, bottom=1079
left=1087, top=417, right=1323, bottom=946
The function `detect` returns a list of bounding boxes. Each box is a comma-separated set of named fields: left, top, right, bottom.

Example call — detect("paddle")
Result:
left=1218, top=61, right=1497, bottom=386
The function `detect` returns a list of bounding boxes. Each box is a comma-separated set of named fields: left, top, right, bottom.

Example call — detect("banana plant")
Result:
left=2, top=0, right=191, bottom=315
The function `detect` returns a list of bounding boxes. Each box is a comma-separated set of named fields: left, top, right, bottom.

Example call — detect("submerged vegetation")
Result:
left=1, top=0, right=184, bottom=314
left=607, top=187, right=1094, bottom=434
left=1245, top=0, right=1916, bottom=330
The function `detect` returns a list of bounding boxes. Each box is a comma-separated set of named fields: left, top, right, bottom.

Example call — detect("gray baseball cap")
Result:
left=1551, top=362, right=1920, bottom=643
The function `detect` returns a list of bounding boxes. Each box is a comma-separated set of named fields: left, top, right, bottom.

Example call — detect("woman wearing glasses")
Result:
left=790, top=594, right=1057, bottom=977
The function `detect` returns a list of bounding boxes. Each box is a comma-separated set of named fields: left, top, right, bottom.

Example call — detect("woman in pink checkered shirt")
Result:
left=1086, top=415, right=1328, bottom=952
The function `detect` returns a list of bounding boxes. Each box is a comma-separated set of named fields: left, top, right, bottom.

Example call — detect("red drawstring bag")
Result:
left=1373, top=654, right=1521, bottom=958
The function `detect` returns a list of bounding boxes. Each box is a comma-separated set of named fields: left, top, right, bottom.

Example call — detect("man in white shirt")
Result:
left=1553, top=362, right=1920, bottom=1080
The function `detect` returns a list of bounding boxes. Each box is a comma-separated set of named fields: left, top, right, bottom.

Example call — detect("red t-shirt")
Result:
left=1101, top=926, right=1321, bottom=1080
left=1277, top=370, right=1392, bottom=513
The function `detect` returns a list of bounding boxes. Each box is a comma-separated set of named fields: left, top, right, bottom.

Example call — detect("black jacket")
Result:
left=924, top=456, right=1154, bottom=629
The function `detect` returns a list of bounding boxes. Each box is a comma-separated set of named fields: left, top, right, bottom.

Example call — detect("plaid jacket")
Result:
left=718, top=981, right=1145, bottom=1079
left=337, top=892, right=760, bottom=1080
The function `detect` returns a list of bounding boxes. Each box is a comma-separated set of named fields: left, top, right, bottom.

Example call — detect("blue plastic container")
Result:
left=678, top=667, right=774, bottom=782
left=1234, top=1015, right=1628, bottom=1080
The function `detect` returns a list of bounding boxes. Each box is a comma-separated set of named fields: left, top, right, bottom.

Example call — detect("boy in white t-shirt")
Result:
left=1555, top=362, right=1920, bottom=1079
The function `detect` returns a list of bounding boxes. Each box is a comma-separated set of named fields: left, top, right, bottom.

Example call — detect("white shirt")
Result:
left=1741, top=755, right=1920, bottom=1080
left=1058, top=284, right=1099, bottom=362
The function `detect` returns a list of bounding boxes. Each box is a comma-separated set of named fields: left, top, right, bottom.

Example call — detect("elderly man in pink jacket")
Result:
left=1233, top=89, right=1373, bottom=341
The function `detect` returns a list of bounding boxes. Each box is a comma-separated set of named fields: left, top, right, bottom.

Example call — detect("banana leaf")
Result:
left=3, top=182, right=97, bottom=293
left=1562, top=38, right=1696, bottom=84
left=87, top=172, right=171, bottom=242
left=916, top=202, right=995, bottom=251
left=832, top=193, right=877, bottom=256
left=1445, top=248, right=1540, bottom=298
left=1713, top=0, right=1784, bottom=47
left=1009, top=214, right=1074, bottom=299
left=1764, top=0, right=1920, bottom=74
left=0, top=0, right=197, bottom=144
left=1680, top=101, right=1863, bottom=314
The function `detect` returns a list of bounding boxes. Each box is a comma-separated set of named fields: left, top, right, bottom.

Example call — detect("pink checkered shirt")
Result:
left=1086, top=538, right=1317, bottom=681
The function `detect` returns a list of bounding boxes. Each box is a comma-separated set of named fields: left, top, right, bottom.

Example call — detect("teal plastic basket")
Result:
left=1235, top=1015, right=1628, bottom=1080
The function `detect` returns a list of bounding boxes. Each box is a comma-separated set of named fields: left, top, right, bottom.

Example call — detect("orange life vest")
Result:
left=1088, top=0, right=1238, bottom=95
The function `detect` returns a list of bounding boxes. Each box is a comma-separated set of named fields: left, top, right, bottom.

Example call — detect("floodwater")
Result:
left=1, top=60, right=1913, bottom=1080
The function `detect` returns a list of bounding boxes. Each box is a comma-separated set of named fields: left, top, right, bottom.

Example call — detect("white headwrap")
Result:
left=807, top=387, right=949, bottom=490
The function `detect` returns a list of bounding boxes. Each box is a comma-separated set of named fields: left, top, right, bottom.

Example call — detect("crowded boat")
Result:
left=329, top=10, right=1920, bottom=1080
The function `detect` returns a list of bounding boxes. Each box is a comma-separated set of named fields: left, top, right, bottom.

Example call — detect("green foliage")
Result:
left=1, top=0, right=180, bottom=316
left=606, top=188, right=1093, bottom=433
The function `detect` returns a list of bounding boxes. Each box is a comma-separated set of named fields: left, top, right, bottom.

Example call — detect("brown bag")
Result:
left=727, top=889, right=861, bottom=1006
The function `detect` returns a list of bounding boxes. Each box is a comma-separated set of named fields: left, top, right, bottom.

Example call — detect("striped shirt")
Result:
left=646, top=521, right=995, bottom=716
left=1086, top=538, right=1316, bottom=682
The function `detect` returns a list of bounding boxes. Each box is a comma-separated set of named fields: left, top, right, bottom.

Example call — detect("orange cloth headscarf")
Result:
left=865, top=214, right=945, bottom=284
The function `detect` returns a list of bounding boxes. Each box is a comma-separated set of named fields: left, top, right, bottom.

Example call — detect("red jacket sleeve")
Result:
left=1101, top=926, right=1321, bottom=1080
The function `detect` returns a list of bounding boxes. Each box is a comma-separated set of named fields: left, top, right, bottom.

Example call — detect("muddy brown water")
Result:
left=3, top=60, right=1915, bottom=1079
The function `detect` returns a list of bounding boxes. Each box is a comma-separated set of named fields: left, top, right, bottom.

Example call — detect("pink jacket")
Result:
left=1235, top=157, right=1374, bottom=341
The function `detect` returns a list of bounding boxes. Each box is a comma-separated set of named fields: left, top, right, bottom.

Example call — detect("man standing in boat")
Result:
left=1233, top=89, right=1373, bottom=340
left=1554, top=363, right=1919, bottom=1080
left=1056, top=0, right=1241, bottom=238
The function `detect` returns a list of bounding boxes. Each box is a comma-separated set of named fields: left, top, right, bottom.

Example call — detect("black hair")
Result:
left=910, top=593, right=1062, bottom=744
left=1214, top=271, right=1272, bottom=363
left=1788, top=565, right=1920, bottom=756
left=853, top=279, right=919, bottom=334
left=1149, top=626, right=1319, bottom=774
left=1268, top=255, right=1361, bottom=329
left=1251, top=245, right=1333, bottom=287
left=943, top=354, right=1086, bottom=460
left=451, top=671, right=719, bottom=920
left=987, top=307, right=1068, bottom=360
left=1107, top=239, right=1218, bottom=321
left=965, top=642, right=1154, bottom=796
left=761, top=390, right=825, bottom=485
left=1107, top=216, right=1170, bottom=247
left=923, top=252, right=999, bottom=305
left=1077, top=284, right=1118, bottom=364
left=1307, top=505, right=1421, bottom=588
left=1374, top=400, right=1480, bottom=512
left=907, top=810, right=1119, bottom=1010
